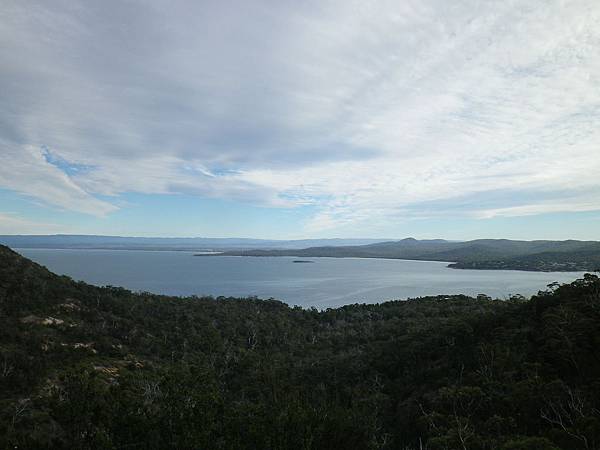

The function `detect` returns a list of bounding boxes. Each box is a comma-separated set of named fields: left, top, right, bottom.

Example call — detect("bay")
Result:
left=18, top=248, right=585, bottom=309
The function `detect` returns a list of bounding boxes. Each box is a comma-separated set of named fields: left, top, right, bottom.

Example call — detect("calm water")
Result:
left=18, top=248, right=585, bottom=309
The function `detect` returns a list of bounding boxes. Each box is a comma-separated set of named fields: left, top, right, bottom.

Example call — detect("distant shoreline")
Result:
left=194, top=252, right=454, bottom=264
left=15, top=247, right=223, bottom=253
left=16, top=247, right=588, bottom=273
left=196, top=253, right=594, bottom=273
left=14, top=241, right=599, bottom=273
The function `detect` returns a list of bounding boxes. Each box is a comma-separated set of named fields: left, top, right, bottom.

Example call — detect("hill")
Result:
left=216, top=238, right=600, bottom=272
left=1, top=245, right=600, bottom=449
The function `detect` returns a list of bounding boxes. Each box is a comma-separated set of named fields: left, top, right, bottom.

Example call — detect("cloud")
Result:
left=0, top=212, right=63, bottom=234
left=1, top=0, right=600, bottom=231
left=477, top=196, right=600, bottom=219
left=0, top=142, right=117, bottom=216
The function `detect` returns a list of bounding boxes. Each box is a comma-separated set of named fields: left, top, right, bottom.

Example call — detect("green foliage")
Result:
left=1, top=245, right=600, bottom=449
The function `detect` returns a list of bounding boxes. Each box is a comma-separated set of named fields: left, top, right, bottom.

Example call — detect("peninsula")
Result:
left=208, top=238, right=600, bottom=272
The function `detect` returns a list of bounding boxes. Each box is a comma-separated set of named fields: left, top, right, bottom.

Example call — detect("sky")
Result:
left=1, top=0, right=600, bottom=240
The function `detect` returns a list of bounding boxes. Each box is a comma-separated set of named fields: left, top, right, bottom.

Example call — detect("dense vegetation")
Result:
left=1, top=245, right=600, bottom=449
left=216, top=238, right=600, bottom=272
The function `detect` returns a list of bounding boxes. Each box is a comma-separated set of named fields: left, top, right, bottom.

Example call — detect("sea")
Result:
left=18, top=248, right=585, bottom=309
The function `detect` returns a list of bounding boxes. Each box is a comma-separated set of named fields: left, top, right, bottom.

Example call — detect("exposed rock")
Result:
left=56, top=301, right=81, bottom=312
left=93, top=365, right=120, bottom=376
left=58, top=342, right=97, bottom=353
left=20, top=315, right=64, bottom=326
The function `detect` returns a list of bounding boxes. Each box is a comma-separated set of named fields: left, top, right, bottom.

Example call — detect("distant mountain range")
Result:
left=0, top=235, right=389, bottom=251
left=215, top=238, right=600, bottom=272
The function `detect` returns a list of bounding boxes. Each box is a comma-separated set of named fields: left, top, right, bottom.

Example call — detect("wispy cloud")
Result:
left=0, top=212, right=62, bottom=234
left=0, top=142, right=117, bottom=216
left=1, top=0, right=599, bottom=232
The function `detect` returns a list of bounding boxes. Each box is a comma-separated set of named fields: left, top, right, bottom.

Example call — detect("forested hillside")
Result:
left=1, top=245, right=600, bottom=449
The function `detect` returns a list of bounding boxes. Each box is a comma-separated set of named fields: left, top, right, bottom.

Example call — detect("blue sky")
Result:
left=1, top=0, right=600, bottom=239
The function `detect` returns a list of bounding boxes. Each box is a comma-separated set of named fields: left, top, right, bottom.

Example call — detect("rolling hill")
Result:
left=215, top=238, right=600, bottom=271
